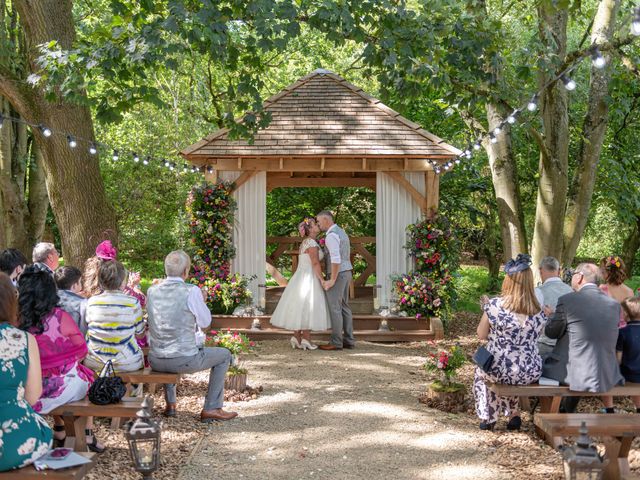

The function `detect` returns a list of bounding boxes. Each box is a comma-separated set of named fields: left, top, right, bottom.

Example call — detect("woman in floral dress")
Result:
left=473, top=254, right=547, bottom=431
left=18, top=265, right=105, bottom=452
left=0, top=272, right=52, bottom=472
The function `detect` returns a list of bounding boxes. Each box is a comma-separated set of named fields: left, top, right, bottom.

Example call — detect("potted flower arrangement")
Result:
left=424, top=345, right=466, bottom=405
left=206, top=329, right=256, bottom=391
left=391, top=273, right=441, bottom=318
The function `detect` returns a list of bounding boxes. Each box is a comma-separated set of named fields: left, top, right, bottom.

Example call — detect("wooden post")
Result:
left=425, top=171, right=439, bottom=218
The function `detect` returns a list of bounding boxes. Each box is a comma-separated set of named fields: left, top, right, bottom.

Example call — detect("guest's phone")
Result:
left=48, top=448, right=72, bottom=460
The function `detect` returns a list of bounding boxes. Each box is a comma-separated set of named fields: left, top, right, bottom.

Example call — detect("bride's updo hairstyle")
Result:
left=297, top=217, right=313, bottom=237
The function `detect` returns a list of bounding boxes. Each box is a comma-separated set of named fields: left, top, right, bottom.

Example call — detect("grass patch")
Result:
left=454, top=265, right=502, bottom=314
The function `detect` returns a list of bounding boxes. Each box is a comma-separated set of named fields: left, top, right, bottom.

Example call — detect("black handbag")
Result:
left=472, top=345, right=494, bottom=373
left=88, top=360, right=127, bottom=405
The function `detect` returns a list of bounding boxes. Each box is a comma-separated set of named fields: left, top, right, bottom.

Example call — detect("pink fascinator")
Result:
left=95, top=240, right=117, bottom=260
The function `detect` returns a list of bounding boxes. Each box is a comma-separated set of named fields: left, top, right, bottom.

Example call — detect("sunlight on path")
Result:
left=178, top=341, right=512, bottom=480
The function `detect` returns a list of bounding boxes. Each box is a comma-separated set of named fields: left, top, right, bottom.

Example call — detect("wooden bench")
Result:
left=119, top=368, right=181, bottom=395
left=0, top=453, right=95, bottom=480
left=489, top=382, right=640, bottom=414
left=49, top=398, right=143, bottom=451
left=535, top=413, right=640, bottom=480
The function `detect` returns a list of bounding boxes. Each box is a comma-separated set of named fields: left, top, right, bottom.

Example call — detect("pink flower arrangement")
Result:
left=95, top=240, right=117, bottom=260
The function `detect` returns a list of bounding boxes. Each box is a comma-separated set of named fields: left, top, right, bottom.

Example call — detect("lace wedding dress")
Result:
left=270, top=238, right=331, bottom=331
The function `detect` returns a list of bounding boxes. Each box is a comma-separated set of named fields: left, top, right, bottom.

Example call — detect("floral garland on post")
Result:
left=393, top=215, right=460, bottom=320
left=186, top=181, right=253, bottom=314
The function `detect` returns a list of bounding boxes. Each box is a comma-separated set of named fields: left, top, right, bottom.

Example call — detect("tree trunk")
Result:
left=562, top=0, right=620, bottom=266
left=2, top=0, right=117, bottom=267
left=621, top=216, right=640, bottom=277
left=530, top=3, right=569, bottom=272
left=485, top=104, right=528, bottom=260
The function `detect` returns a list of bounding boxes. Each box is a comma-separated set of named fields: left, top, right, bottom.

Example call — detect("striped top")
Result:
left=84, top=290, right=145, bottom=373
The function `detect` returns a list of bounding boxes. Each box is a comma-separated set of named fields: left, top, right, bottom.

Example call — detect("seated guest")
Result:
left=543, top=263, right=624, bottom=413
left=147, top=250, right=237, bottom=421
left=18, top=265, right=104, bottom=453
left=617, top=297, right=640, bottom=412
left=474, top=253, right=547, bottom=431
left=0, top=273, right=52, bottom=472
left=82, top=241, right=146, bottom=307
left=0, top=248, right=28, bottom=286
left=535, top=256, right=573, bottom=359
left=599, top=255, right=634, bottom=327
left=31, top=243, right=59, bottom=275
left=84, top=260, right=145, bottom=373
left=54, top=266, right=88, bottom=334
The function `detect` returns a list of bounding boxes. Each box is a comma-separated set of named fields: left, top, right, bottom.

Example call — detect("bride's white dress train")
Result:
left=270, top=238, right=331, bottom=331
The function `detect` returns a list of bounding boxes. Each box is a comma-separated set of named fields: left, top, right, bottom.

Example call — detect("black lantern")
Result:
left=562, top=421, right=606, bottom=480
left=126, top=396, right=161, bottom=480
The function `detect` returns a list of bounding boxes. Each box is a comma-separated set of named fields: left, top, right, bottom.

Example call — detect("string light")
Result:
left=493, top=124, right=502, bottom=135
left=527, top=95, right=538, bottom=112
left=143, top=156, right=150, bottom=166
left=561, top=74, right=577, bottom=91
left=133, top=152, right=140, bottom=162
left=591, top=48, right=606, bottom=68
left=39, top=124, right=52, bottom=137
left=169, top=162, right=175, bottom=171
left=67, top=135, right=77, bottom=148
left=0, top=114, right=4, bottom=129
left=112, top=149, right=119, bottom=161
left=464, top=149, right=472, bottom=159
left=163, top=159, right=170, bottom=168
left=489, top=132, right=497, bottom=144
left=506, top=110, right=519, bottom=124
left=473, top=140, right=481, bottom=150
left=89, top=143, right=98, bottom=155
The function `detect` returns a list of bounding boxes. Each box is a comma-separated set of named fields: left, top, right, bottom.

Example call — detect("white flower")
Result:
left=17, top=437, right=36, bottom=455
left=26, top=73, right=41, bottom=85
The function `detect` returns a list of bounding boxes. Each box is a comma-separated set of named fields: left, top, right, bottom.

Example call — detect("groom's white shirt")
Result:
left=325, top=224, right=341, bottom=264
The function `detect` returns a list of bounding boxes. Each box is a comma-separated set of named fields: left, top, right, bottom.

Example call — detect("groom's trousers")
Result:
left=327, top=270, right=354, bottom=347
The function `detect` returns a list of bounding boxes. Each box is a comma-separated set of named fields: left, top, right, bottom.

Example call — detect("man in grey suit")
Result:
left=316, top=211, right=355, bottom=351
left=542, top=263, right=624, bottom=412
left=535, top=256, right=573, bottom=359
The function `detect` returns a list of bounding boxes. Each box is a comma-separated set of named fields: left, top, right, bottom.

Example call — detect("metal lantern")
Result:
left=562, top=422, right=606, bottom=480
left=126, top=396, right=161, bottom=480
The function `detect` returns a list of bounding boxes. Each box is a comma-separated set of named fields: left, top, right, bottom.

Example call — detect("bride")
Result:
left=270, top=217, right=330, bottom=350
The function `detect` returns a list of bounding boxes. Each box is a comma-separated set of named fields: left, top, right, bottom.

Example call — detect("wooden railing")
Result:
left=266, top=236, right=376, bottom=286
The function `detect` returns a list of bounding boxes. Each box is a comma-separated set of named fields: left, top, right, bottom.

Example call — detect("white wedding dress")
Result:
left=270, top=238, right=331, bottom=331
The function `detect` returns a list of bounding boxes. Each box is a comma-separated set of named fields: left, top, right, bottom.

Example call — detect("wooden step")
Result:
left=229, top=328, right=439, bottom=342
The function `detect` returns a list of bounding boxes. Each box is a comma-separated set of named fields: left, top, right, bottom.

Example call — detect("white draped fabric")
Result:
left=219, top=171, right=266, bottom=305
left=375, top=172, right=425, bottom=307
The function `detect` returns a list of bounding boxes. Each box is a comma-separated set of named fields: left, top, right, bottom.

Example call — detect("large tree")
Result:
left=0, top=0, right=116, bottom=266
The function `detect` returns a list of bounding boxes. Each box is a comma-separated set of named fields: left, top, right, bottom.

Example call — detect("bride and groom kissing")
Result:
left=270, top=210, right=355, bottom=351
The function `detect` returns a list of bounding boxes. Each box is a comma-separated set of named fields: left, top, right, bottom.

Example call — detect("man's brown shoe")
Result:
left=164, top=403, right=177, bottom=417
left=318, top=344, right=343, bottom=351
left=200, top=408, right=238, bottom=422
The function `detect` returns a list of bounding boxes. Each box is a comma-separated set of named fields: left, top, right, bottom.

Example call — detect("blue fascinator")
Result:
left=504, top=253, right=532, bottom=276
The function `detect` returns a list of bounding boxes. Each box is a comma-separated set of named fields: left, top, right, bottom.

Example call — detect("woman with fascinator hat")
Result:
left=473, top=253, right=547, bottom=431
left=599, top=255, right=634, bottom=327
left=270, top=217, right=330, bottom=350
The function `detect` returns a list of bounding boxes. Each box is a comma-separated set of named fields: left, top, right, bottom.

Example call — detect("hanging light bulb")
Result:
left=631, top=7, right=640, bottom=35
left=454, top=157, right=461, bottom=165
left=464, top=149, right=472, bottom=159
left=494, top=124, right=502, bottom=135
left=507, top=110, right=519, bottom=124
left=39, top=124, right=52, bottom=137
left=489, top=133, right=497, bottom=144
left=473, top=140, right=481, bottom=150
left=443, top=163, right=450, bottom=171
left=527, top=95, right=538, bottom=111
left=434, top=166, right=441, bottom=175
left=112, top=149, right=119, bottom=161
left=0, top=114, right=4, bottom=129
left=183, top=165, right=189, bottom=173
left=591, top=48, right=606, bottom=68
left=206, top=166, right=213, bottom=174
left=133, top=153, right=140, bottom=162
left=89, top=143, right=98, bottom=155
left=143, top=156, right=150, bottom=166
left=561, top=74, right=576, bottom=91
left=169, top=162, right=175, bottom=171
left=163, top=159, right=170, bottom=168
left=66, top=135, right=77, bottom=148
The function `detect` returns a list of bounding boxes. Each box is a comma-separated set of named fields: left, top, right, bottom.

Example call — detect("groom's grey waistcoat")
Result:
left=329, top=225, right=352, bottom=272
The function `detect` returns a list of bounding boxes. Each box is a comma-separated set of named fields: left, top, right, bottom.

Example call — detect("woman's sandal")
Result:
left=85, top=428, right=106, bottom=454
left=52, top=425, right=66, bottom=448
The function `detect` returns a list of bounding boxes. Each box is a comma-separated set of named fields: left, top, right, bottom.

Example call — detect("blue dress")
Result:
left=616, top=321, right=640, bottom=383
left=0, top=324, right=52, bottom=472
left=473, top=297, right=547, bottom=423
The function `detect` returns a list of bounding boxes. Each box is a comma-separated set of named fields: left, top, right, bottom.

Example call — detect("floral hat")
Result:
left=605, top=255, right=622, bottom=269
left=95, top=240, right=117, bottom=261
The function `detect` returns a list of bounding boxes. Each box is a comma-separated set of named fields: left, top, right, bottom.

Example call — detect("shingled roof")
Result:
left=181, top=69, right=461, bottom=162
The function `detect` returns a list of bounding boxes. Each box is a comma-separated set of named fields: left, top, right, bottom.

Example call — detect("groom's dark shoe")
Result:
left=342, top=342, right=355, bottom=349
left=318, top=344, right=342, bottom=351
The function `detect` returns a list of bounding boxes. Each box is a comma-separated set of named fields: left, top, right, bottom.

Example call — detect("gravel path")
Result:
left=178, top=340, right=561, bottom=480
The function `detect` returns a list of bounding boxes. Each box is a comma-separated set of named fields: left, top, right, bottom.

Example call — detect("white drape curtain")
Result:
left=375, top=172, right=425, bottom=307
left=219, top=171, right=266, bottom=305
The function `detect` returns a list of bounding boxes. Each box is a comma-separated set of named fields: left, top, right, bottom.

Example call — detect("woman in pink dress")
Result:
left=18, top=265, right=105, bottom=453
left=599, top=256, right=634, bottom=327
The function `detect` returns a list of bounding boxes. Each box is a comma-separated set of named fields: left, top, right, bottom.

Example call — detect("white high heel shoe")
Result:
left=300, top=339, right=318, bottom=350
left=290, top=336, right=302, bottom=349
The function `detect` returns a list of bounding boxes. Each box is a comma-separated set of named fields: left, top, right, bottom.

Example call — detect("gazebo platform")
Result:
left=210, top=314, right=444, bottom=342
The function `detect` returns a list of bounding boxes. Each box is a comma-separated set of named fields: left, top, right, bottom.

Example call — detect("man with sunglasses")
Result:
left=542, top=263, right=624, bottom=413
left=0, top=248, right=28, bottom=286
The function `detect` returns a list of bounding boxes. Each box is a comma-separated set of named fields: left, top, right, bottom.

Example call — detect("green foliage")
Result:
left=455, top=265, right=504, bottom=314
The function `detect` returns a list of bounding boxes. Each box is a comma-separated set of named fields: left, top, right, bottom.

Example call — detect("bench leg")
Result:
left=63, top=415, right=88, bottom=452
left=602, top=436, right=633, bottom=480
left=111, top=417, right=122, bottom=430
left=148, top=383, right=157, bottom=395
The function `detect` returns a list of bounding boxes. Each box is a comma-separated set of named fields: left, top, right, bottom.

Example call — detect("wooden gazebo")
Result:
left=182, top=69, right=460, bottom=324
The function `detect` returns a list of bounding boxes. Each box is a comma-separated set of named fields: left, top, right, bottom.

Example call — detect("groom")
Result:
left=316, top=211, right=355, bottom=350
